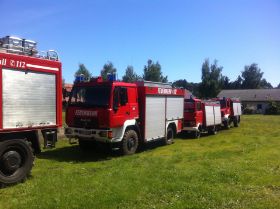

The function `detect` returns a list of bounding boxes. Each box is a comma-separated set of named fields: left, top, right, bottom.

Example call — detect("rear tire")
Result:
left=121, top=129, right=139, bottom=155
left=0, top=139, right=34, bottom=187
left=163, top=127, right=174, bottom=145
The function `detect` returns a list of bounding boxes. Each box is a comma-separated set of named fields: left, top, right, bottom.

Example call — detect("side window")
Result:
left=113, top=87, right=128, bottom=109
left=120, top=87, right=128, bottom=106
left=113, top=87, right=120, bottom=109
left=196, top=102, right=201, bottom=111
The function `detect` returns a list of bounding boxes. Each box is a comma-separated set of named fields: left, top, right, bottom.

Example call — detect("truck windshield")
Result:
left=184, top=102, right=195, bottom=113
left=69, top=86, right=111, bottom=107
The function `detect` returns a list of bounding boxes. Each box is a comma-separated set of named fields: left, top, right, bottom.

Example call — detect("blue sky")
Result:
left=1, top=0, right=279, bottom=86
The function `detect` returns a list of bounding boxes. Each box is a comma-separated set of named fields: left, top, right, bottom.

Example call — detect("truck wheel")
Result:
left=208, top=127, right=218, bottom=135
left=191, top=131, right=200, bottom=139
left=0, top=139, right=34, bottom=186
left=121, top=129, right=139, bottom=155
left=234, top=117, right=239, bottom=127
left=163, top=127, right=174, bottom=145
left=223, top=120, right=230, bottom=129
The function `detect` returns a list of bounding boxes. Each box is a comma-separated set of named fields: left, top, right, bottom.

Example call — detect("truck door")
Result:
left=195, top=101, right=203, bottom=125
left=112, top=86, right=131, bottom=127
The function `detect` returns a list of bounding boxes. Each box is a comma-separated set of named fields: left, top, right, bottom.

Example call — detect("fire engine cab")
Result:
left=0, top=36, right=62, bottom=186
left=65, top=77, right=184, bottom=155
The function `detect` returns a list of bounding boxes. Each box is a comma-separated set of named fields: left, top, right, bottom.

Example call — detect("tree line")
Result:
left=173, top=59, right=278, bottom=98
left=74, top=59, right=168, bottom=84
left=73, top=58, right=279, bottom=98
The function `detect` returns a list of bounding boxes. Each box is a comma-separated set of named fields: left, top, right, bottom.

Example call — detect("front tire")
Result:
left=208, top=126, right=218, bottom=135
left=121, top=129, right=139, bottom=155
left=0, top=139, right=34, bottom=187
left=223, top=120, right=230, bottom=129
left=192, top=130, right=201, bottom=139
left=234, top=116, right=239, bottom=127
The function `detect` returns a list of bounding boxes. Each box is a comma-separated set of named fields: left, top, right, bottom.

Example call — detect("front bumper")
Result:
left=183, top=126, right=199, bottom=131
left=64, top=127, right=113, bottom=142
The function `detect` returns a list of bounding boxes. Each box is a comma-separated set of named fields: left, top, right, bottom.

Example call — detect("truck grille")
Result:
left=184, top=121, right=196, bottom=127
left=74, top=117, right=99, bottom=129
left=184, top=122, right=192, bottom=127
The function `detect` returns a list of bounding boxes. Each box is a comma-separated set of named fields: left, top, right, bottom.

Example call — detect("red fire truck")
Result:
left=214, top=97, right=242, bottom=128
left=0, top=36, right=62, bottom=186
left=183, top=97, right=222, bottom=138
left=65, top=78, right=184, bottom=155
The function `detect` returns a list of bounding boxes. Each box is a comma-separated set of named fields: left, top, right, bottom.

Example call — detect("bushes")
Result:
left=265, top=101, right=280, bottom=115
left=243, top=107, right=254, bottom=114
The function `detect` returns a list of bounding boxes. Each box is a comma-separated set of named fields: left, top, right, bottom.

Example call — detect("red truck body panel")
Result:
left=136, top=82, right=185, bottom=140
left=0, top=52, right=62, bottom=132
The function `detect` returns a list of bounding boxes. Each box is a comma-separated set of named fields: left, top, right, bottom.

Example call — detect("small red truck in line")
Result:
left=214, top=97, right=242, bottom=128
left=65, top=77, right=185, bottom=155
left=183, top=97, right=222, bottom=138
left=0, top=36, right=62, bottom=186
left=183, top=96, right=242, bottom=138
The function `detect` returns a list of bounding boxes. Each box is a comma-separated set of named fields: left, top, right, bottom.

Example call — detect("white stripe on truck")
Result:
left=26, top=64, right=59, bottom=71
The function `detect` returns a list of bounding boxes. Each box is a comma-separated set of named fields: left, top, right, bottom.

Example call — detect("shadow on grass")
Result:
left=177, top=131, right=209, bottom=140
left=37, top=144, right=116, bottom=163
left=37, top=140, right=167, bottom=163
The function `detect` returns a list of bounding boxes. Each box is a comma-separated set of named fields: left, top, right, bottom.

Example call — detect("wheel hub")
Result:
left=127, top=138, right=135, bottom=150
left=1, top=151, right=22, bottom=173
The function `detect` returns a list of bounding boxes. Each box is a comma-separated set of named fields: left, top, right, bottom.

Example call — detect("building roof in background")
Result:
left=218, top=89, right=280, bottom=102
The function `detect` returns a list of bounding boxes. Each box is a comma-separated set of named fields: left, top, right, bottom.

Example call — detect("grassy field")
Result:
left=0, top=115, right=280, bottom=209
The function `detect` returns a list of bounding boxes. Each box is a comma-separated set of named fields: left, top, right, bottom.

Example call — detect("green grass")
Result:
left=1, top=115, right=280, bottom=209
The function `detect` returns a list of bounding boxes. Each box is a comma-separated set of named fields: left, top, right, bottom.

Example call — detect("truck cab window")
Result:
left=184, top=101, right=195, bottom=113
left=113, top=87, right=120, bottom=110
left=120, top=87, right=128, bottom=106
left=69, top=86, right=110, bottom=107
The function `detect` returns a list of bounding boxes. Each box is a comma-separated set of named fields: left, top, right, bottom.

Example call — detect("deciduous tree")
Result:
left=198, top=59, right=223, bottom=98
left=101, top=62, right=117, bottom=80
left=143, top=59, right=168, bottom=82
left=172, top=79, right=200, bottom=96
left=260, top=78, right=273, bottom=89
left=122, top=66, right=140, bottom=82
left=74, top=64, right=92, bottom=81
left=241, top=63, right=263, bottom=89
